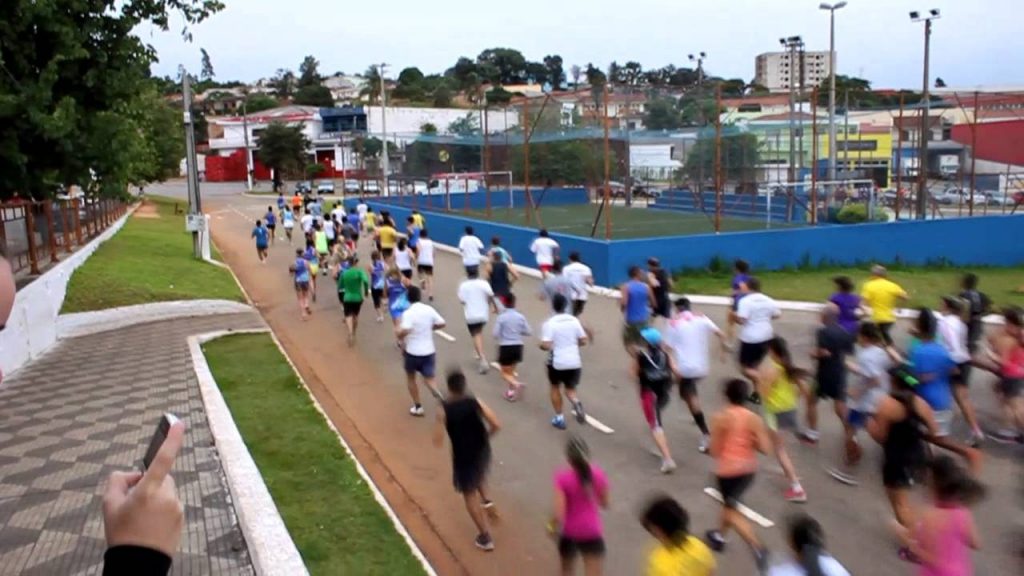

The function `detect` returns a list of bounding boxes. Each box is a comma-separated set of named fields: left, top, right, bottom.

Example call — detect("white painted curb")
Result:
left=57, top=300, right=253, bottom=338
left=189, top=329, right=309, bottom=576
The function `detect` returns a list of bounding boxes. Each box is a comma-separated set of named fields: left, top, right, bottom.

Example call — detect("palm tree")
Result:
left=360, top=65, right=382, bottom=105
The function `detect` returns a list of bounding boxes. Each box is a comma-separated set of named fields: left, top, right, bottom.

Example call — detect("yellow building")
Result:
left=821, top=126, right=894, bottom=187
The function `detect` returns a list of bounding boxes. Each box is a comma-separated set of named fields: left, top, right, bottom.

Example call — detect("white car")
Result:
left=316, top=180, right=335, bottom=194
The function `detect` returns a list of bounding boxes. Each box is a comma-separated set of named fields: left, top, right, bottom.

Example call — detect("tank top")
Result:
left=443, top=397, right=490, bottom=466
left=716, top=406, right=758, bottom=477
left=371, top=260, right=385, bottom=290
left=490, top=261, right=511, bottom=296
left=918, top=505, right=973, bottom=576
left=293, top=258, right=310, bottom=283
left=386, top=277, right=405, bottom=302
left=883, top=393, right=925, bottom=467
left=625, top=280, right=650, bottom=324
left=651, top=269, right=670, bottom=309
left=764, top=360, right=799, bottom=414
left=395, top=249, right=413, bottom=271
left=1002, top=344, right=1024, bottom=379
left=314, top=231, right=328, bottom=253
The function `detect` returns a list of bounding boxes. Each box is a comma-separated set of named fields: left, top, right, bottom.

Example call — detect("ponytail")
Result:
left=789, top=514, right=826, bottom=576
left=567, top=436, right=592, bottom=492
left=770, top=337, right=805, bottom=381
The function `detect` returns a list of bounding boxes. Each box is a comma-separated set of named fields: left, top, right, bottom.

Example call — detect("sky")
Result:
left=139, top=0, right=1024, bottom=90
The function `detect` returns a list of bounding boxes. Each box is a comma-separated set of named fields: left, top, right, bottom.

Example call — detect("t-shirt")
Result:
left=664, top=312, right=720, bottom=378
left=488, top=246, right=511, bottom=263
left=459, top=235, right=485, bottom=266
left=400, top=302, right=445, bottom=356
left=530, top=237, right=560, bottom=266
left=829, top=292, right=861, bottom=333
left=395, top=249, right=413, bottom=271
left=645, top=538, right=716, bottom=576
left=937, top=313, right=971, bottom=363
left=378, top=226, right=398, bottom=249
left=276, top=196, right=286, bottom=209
left=861, top=277, right=907, bottom=323
left=732, top=272, right=750, bottom=298
left=624, top=280, right=651, bottom=324
left=541, top=274, right=574, bottom=310
left=816, top=324, right=854, bottom=385
left=563, top=262, right=593, bottom=301
left=300, top=214, right=315, bottom=233
left=293, top=258, right=310, bottom=283
left=767, top=556, right=850, bottom=576
left=309, top=202, right=323, bottom=218
left=494, top=309, right=532, bottom=346
left=282, top=210, right=295, bottom=228
left=356, top=203, right=368, bottom=219
left=736, top=292, right=780, bottom=344
left=341, top=268, right=370, bottom=303
left=407, top=226, right=421, bottom=248
left=331, top=207, right=346, bottom=223
left=265, top=212, right=276, bottom=227
left=553, top=464, right=608, bottom=541
left=911, top=341, right=956, bottom=411
left=457, top=279, right=494, bottom=323
left=849, top=345, right=892, bottom=413
left=541, top=313, right=587, bottom=370
left=314, top=231, right=328, bottom=254
left=417, top=239, right=435, bottom=266
left=324, top=220, right=336, bottom=240
left=411, top=213, right=425, bottom=228
left=252, top=226, right=268, bottom=247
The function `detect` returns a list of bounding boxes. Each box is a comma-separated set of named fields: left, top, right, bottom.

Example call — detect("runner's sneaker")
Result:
left=988, top=429, right=1024, bottom=444
left=474, top=533, right=495, bottom=552
left=503, top=389, right=517, bottom=402
left=551, top=414, right=567, bottom=430
left=571, top=400, right=587, bottom=424
left=748, top=391, right=762, bottom=405
left=705, top=530, right=726, bottom=552
left=796, top=430, right=819, bottom=446
left=698, top=435, right=710, bottom=454
left=478, top=359, right=490, bottom=374
left=409, top=404, right=425, bottom=417
left=754, top=547, right=771, bottom=575
left=827, top=466, right=859, bottom=486
left=660, top=459, right=677, bottom=474
left=967, top=430, right=984, bottom=448
left=784, top=485, right=808, bottom=503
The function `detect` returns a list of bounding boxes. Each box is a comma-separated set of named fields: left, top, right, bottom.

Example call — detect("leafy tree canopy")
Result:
left=293, top=84, right=334, bottom=107
left=256, top=122, right=310, bottom=185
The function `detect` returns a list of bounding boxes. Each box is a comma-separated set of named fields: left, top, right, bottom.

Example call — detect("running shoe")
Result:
left=784, top=485, right=808, bottom=503
left=660, top=459, right=677, bottom=474
left=474, top=533, right=495, bottom=552
left=409, top=404, right=425, bottom=417
left=748, top=391, right=762, bottom=405
left=705, top=530, right=726, bottom=552
left=754, top=547, right=771, bottom=575
left=967, top=431, right=984, bottom=448
left=826, top=466, right=859, bottom=486
left=503, top=389, right=517, bottom=402
left=478, top=359, right=490, bottom=374
left=571, top=401, right=587, bottom=424
left=987, top=429, right=1024, bottom=444
left=551, top=414, right=567, bottom=430
left=698, top=435, right=710, bottom=454
left=796, top=430, right=819, bottom=446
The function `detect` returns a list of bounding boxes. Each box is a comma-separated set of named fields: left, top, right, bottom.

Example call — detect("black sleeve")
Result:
left=103, top=545, right=172, bottom=576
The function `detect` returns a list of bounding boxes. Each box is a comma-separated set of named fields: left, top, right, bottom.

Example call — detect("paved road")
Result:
left=206, top=190, right=1020, bottom=576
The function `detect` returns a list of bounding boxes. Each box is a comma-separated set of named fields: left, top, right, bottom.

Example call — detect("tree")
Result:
left=476, top=48, right=528, bottom=85
left=607, top=61, right=622, bottom=85
left=245, top=94, right=279, bottom=114
left=570, top=65, right=582, bottom=90
left=432, top=84, right=453, bottom=107
left=447, top=113, right=479, bottom=136
left=200, top=48, right=215, bottom=81
left=621, top=61, right=643, bottom=86
left=293, top=84, right=334, bottom=107
left=644, top=99, right=682, bottom=131
left=256, top=122, right=310, bottom=190
left=393, top=67, right=426, bottom=101
left=748, top=82, right=771, bottom=96
left=486, top=87, right=514, bottom=106
left=420, top=123, right=438, bottom=135
left=683, top=128, right=761, bottom=182
left=298, top=55, right=322, bottom=88
left=585, top=63, right=606, bottom=87
left=270, top=69, right=296, bottom=98
left=510, top=141, right=617, bottom=186
left=0, top=0, right=224, bottom=200
left=542, top=55, right=564, bottom=89
left=360, top=137, right=383, bottom=159
left=718, top=78, right=746, bottom=97
left=361, top=65, right=383, bottom=104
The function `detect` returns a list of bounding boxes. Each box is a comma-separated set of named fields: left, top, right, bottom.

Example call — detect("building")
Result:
left=755, top=50, right=831, bottom=93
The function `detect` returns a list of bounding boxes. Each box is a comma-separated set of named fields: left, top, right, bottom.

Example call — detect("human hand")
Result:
left=103, top=421, right=186, bottom=557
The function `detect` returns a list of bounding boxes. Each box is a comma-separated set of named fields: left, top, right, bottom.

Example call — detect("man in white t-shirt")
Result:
left=397, top=286, right=446, bottom=416
left=562, top=251, right=594, bottom=317
left=458, top=226, right=485, bottom=277
left=457, top=269, right=496, bottom=374
left=415, top=229, right=436, bottom=301
left=541, top=294, right=589, bottom=430
left=300, top=209, right=315, bottom=235
left=938, top=296, right=984, bottom=444
left=330, top=202, right=346, bottom=224
left=356, top=199, right=368, bottom=224
left=530, top=229, right=560, bottom=277
left=731, top=277, right=781, bottom=404
left=663, top=297, right=727, bottom=452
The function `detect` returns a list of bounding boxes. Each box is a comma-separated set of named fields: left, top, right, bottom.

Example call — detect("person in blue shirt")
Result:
left=276, top=193, right=286, bottom=219
left=406, top=216, right=422, bottom=254
left=909, top=308, right=981, bottom=472
left=620, top=265, right=655, bottom=353
left=289, top=248, right=312, bottom=318
left=303, top=240, right=320, bottom=301
left=264, top=207, right=277, bottom=246
left=251, top=220, right=269, bottom=263
left=369, top=251, right=387, bottom=322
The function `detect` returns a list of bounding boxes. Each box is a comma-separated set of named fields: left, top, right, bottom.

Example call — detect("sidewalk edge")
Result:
left=58, top=300, right=253, bottom=338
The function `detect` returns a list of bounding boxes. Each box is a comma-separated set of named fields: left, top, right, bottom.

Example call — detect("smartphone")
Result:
left=142, top=413, right=180, bottom=471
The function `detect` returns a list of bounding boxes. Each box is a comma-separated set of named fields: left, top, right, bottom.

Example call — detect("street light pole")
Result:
left=820, top=2, right=847, bottom=184
left=688, top=52, right=707, bottom=87
left=379, top=63, right=390, bottom=196
left=780, top=36, right=803, bottom=183
left=242, top=90, right=253, bottom=192
left=181, top=69, right=202, bottom=257
left=911, top=9, right=940, bottom=219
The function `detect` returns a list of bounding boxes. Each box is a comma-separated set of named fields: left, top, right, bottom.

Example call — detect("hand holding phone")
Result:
left=142, top=414, right=180, bottom=471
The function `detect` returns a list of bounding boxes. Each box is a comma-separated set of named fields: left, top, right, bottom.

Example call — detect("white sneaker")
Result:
left=478, top=360, right=490, bottom=374
left=698, top=435, right=710, bottom=454
left=660, top=459, right=677, bottom=474
left=409, top=405, right=425, bottom=417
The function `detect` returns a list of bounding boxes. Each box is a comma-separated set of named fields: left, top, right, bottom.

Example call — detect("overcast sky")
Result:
left=139, top=0, right=1024, bottom=90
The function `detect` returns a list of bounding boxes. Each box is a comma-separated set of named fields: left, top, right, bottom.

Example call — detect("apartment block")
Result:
left=755, top=51, right=832, bottom=93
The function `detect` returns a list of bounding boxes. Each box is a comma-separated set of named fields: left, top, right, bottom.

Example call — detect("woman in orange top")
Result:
left=706, top=378, right=771, bottom=572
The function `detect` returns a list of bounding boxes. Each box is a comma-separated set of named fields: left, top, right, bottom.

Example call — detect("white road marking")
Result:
left=489, top=361, right=502, bottom=371
left=434, top=330, right=456, bottom=342
left=703, top=487, right=774, bottom=528
left=585, top=415, right=615, bottom=434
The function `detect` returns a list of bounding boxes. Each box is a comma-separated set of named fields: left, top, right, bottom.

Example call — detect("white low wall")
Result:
left=0, top=205, right=136, bottom=378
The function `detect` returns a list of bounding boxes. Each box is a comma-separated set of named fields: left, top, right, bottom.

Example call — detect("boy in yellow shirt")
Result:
left=642, top=496, right=716, bottom=576
left=859, top=265, right=907, bottom=345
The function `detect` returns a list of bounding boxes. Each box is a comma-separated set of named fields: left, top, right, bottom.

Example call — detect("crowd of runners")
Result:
left=249, top=191, right=1022, bottom=575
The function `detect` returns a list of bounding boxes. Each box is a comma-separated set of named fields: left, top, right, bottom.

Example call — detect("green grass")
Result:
left=675, top=264, right=1024, bottom=309
left=458, top=204, right=794, bottom=238
left=203, top=333, right=426, bottom=576
left=61, top=196, right=244, bottom=312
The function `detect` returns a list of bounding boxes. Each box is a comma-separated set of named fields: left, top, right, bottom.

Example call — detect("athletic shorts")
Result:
left=951, top=362, right=972, bottom=387
left=266, top=224, right=276, bottom=231
left=816, top=374, right=846, bottom=400
left=498, top=344, right=523, bottom=367
left=738, top=341, right=770, bottom=368
left=294, top=281, right=309, bottom=292
left=653, top=301, right=671, bottom=319
left=343, top=301, right=363, bottom=317
left=417, top=264, right=434, bottom=275
left=640, top=386, right=670, bottom=430
left=931, top=409, right=953, bottom=437
left=558, top=536, right=605, bottom=559
left=847, top=408, right=868, bottom=429
left=467, top=322, right=486, bottom=336
left=572, top=300, right=587, bottom=317
left=381, top=248, right=394, bottom=260
left=764, top=409, right=798, bottom=432
left=403, top=352, right=436, bottom=378
left=877, top=322, right=895, bottom=345
left=622, top=322, right=647, bottom=346
left=400, top=269, right=413, bottom=280
left=678, top=377, right=702, bottom=399
left=539, top=264, right=553, bottom=274
left=999, top=377, right=1023, bottom=399
left=883, top=457, right=923, bottom=489
left=547, top=366, right=581, bottom=389
left=716, top=473, right=754, bottom=509
left=256, top=245, right=268, bottom=254
left=371, top=288, right=383, bottom=309
left=464, top=264, right=480, bottom=277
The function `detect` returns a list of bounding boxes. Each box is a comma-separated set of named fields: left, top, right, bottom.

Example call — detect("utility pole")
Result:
left=182, top=70, right=202, bottom=257
left=379, top=63, right=390, bottom=196
left=242, top=90, right=253, bottom=192
left=688, top=52, right=707, bottom=87
left=911, top=9, right=940, bottom=219
left=780, top=37, right=803, bottom=183
left=820, top=2, right=847, bottom=184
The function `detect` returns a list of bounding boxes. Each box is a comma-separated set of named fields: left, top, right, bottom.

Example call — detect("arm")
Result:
left=708, top=414, right=726, bottom=458
left=914, top=396, right=939, bottom=438
left=619, top=285, right=629, bottom=311
left=647, top=285, right=656, bottom=308
left=478, top=400, right=501, bottom=437
left=540, top=339, right=553, bottom=351
left=964, top=512, right=981, bottom=550
left=552, top=485, right=567, bottom=528
left=752, top=414, right=772, bottom=455
left=432, top=412, right=446, bottom=448
left=432, top=311, right=446, bottom=331
left=866, top=403, right=890, bottom=444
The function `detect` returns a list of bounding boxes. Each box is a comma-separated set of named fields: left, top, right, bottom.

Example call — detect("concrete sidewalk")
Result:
left=0, top=312, right=264, bottom=576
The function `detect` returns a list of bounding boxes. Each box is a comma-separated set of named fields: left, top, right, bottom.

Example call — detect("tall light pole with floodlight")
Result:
left=780, top=36, right=804, bottom=183
left=688, top=52, right=707, bottom=87
left=820, top=2, right=847, bottom=184
left=911, top=9, right=939, bottom=219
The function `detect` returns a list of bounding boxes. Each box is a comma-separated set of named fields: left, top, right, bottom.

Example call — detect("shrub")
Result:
left=836, top=203, right=887, bottom=224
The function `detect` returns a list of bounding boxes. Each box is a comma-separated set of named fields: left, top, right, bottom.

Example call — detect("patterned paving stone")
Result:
left=0, top=313, right=264, bottom=575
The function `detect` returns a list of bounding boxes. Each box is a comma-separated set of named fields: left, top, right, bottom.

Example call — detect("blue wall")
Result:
left=370, top=187, right=589, bottom=212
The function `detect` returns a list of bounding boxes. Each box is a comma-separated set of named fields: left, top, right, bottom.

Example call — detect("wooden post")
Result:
left=484, top=104, right=492, bottom=217
left=524, top=98, right=533, bottom=226
left=603, top=84, right=612, bottom=240
left=60, top=201, right=72, bottom=253
left=970, top=91, right=979, bottom=217
left=44, top=202, right=59, bottom=263
left=811, top=87, right=819, bottom=225
left=896, top=94, right=904, bottom=220
left=72, top=198, right=82, bottom=245
left=25, top=205, right=41, bottom=275
left=714, top=84, right=722, bottom=233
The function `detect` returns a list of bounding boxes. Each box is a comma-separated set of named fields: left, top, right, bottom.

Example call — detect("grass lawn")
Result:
left=675, top=265, right=1024, bottom=309
left=62, top=196, right=244, bottom=312
left=203, top=333, right=426, bottom=576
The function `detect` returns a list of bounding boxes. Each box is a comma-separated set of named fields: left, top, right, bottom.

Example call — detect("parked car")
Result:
left=363, top=180, right=380, bottom=195
left=631, top=185, right=661, bottom=199
left=316, top=180, right=335, bottom=194
left=932, top=188, right=984, bottom=206
left=985, top=191, right=1015, bottom=206
left=343, top=179, right=360, bottom=194
left=295, top=181, right=312, bottom=194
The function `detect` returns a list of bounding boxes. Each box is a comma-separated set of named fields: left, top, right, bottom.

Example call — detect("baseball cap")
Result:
left=640, top=327, right=662, bottom=346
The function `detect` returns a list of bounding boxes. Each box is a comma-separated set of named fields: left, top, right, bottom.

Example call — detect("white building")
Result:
left=755, top=50, right=832, bottom=93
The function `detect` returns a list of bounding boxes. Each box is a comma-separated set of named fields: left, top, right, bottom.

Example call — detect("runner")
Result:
left=416, top=229, right=436, bottom=302
left=313, top=223, right=329, bottom=275
left=369, top=251, right=386, bottom=322
left=767, top=515, right=851, bottom=576
left=829, top=276, right=861, bottom=334
left=263, top=207, right=277, bottom=246
left=621, top=265, right=655, bottom=353
left=647, top=258, right=672, bottom=324
left=302, top=240, right=320, bottom=300
left=376, top=215, right=398, bottom=263
left=733, top=277, right=781, bottom=405
left=458, top=226, right=485, bottom=276
left=801, top=304, right=854, bottom=446
left=488, top=236, right=512, bottom=264
left=276, top=192, right=287, bottom=220
left=288, top=248, right=312, bottom=319
left=493, top=293, right=531, bottom=401
left=251, top=219, right=269, bottom=263
left=406, top=215, right=422, bottom=256
left=755, top=337, right=809, bottom=503
left=282, top=206, right=296, bottom=244
left=411, top=208, right=426, bottom=229
left=550, top=436, right=609, bottom=576
left=340, top=214, right=358, bottom=254
left=486, top=250, right=518, bottom=310
left=663, top=297, right=727, bottom=453
left=541, top=294, right=589, bottom=430
left=706, top=378, right=771, bottom=572
left=347, top=207, right=362, bottom=243
left=725, top=259, right=752, bottom=344
left=339, top=255, right=370, bottom=346
left=860, top=265, right=908, bottom=346
left=632, top=327, right=680, bottom=474
left=309, top=194, right=323, bottom=222
left=540, top=259, right=574, bottom=312
left=977, top=306, right=1024, bottom=444
left=385, top=266, right=411, bottom=345
left=640, top=496, right=715, bottom=576
left=323, top=214, right=337, bottom=252
left=530, top=228, right=560, bottom=277
left=356, top=197, right=369, bottom=225
left=290, top=191, right=302, bottom=211
left=457, top=267, right=496, bottom=374
left=363, top=206, right=378, bottom=244
left=300, top=208, right=315, bottom=237
left=937, top=296, right=985, bottom=446
left=563, top=252, right=594, bottom=317
left=397, top=286, right=446, bottom=416
left=330, top=201, right=346, bottom=226
left=395, top=238, right=415, bottom=280
left=958, top=273, right=991, bottom=355
left=432, top=370, right=501, bottom=552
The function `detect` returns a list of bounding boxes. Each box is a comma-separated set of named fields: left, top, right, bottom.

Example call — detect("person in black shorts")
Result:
left=801, top=304, right=854, bottom=445
left=647, top=258, right=672, bottom=322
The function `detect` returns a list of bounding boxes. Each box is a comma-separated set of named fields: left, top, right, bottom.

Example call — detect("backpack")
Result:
left=639, top=347, right=672, bottom=387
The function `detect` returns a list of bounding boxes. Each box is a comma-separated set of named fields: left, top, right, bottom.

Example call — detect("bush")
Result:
left=836, top=203, right=887, bottom=224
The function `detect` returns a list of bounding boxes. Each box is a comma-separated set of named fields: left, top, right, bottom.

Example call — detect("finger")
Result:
left=103, top=471, right=142, bottom=512
left=139, top=421, right=186, bottom=492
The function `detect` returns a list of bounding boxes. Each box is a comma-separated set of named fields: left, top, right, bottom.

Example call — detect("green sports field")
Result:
left=459, top=204, right=793, bottom=238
